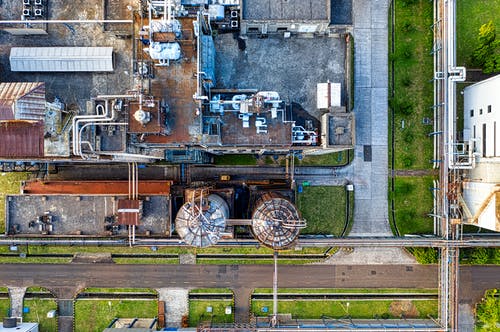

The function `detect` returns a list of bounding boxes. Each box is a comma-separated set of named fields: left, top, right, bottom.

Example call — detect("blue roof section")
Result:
left=201, top=35, right=215, bottom=90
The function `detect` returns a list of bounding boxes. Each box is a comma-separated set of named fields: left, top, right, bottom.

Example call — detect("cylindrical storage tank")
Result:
left=251, top=193, right=302, bottom=250
left=175, top=194, right=228, bottom=247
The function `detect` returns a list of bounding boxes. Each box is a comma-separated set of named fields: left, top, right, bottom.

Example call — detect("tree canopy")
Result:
left=472, top=21, right=500, bottom=73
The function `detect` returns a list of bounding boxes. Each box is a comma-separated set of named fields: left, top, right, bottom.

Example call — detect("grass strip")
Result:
left=74, top=300, right=157, bottom=332
left=251, top=299, right=437, bottom=319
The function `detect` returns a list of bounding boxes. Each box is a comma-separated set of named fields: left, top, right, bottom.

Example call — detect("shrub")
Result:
left=492, top=248, right=500, bottom=264
left=470, top=247, right=490, bottom=265
left=476, top=289, right=500, bottom=331
left=411, top=248, right=438, bottom=264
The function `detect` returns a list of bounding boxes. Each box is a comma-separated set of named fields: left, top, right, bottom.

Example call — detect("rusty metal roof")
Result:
left=21, top=180, right=172, bottom=195
left=117, top=199, right=141, bottom=226
left=0, top=120, right=44, bottom=157
left=0, top=82, right=46, bottom=121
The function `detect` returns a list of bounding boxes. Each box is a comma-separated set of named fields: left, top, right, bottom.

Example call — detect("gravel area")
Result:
left=156, top=288, right=189, bottom=327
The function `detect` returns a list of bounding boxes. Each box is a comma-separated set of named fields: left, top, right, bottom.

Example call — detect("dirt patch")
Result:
left=389, top=300, right=419, bottom=318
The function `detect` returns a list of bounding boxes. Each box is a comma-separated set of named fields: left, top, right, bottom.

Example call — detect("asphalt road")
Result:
left=0, top=264, right=438, bottom=295
left=1, top=264, right=497, bottom=302
left=1, top=263, right=499, bottom=330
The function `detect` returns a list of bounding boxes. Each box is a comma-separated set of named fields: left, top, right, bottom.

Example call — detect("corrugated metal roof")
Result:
left=0, top=82, right=46, bottom=121
left=10, top=47, right=114, bottom=72
left=0, top=120, right=44, bottom=157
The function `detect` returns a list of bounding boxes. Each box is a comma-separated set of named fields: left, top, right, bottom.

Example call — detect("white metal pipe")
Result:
left=73, top=94, right=135, bottom=157
left=168, top=0, right=173, bottom=25
left=196, top=11, right=202, bottom=102
left=78, top=122, right=127, bottom=159
left=72, top=101, right=111, bottom=156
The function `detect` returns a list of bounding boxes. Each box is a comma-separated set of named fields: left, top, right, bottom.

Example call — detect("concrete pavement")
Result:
left=350, top=0, right=391, bottom=236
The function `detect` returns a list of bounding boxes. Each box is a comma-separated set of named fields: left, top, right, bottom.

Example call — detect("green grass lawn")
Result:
left=0, top=245, right=329, bottom=264
left=190, top=289, right=233, bottom=294
left=0, top=245, right=325, bottom=255
left=23, top=298, right=58, bottom=332
left=0, top=257, right=71, bottom=264
left=251, top=300, right=437, bottom=319
left=113, top=258, right=180, bottom=264
left=457, top=0, right=500, bottom=66
left=74, top=300, right=157, bottom=332
left=189, top=299, right=234, bottom=326
left=213, top=154, right=257, bottom=165
left=0, top=298, right=10, bottom=318
left=253, top=288, right=437, bottom=294
left=392, top=176, right=434, bottom=235
left=391, top=0, right=434, bottom=169
left=297, top=186, right=347, bottom=235
left=295, top=150, right=352, bottom=166
left=196, top=258, right=323, bottom=265
left=83, top=288, right=156, bottom=294
left=0, top=172, right=28, bottom=233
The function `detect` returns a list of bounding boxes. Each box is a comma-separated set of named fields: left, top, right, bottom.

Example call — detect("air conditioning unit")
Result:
left=22, top=9, right=31, bottom=16
left=35, top=0, right=43, bottom=5
left=23, top=0, right=31, bottom=5
left=335, top=126, right=345, bottom=135
left=230, top=20, right=239, bottom=29
left=230, top=10, right=238, bottom=18
left=34, top=8, right=43, bottom=16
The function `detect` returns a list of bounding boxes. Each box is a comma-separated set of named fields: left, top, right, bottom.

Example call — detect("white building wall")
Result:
left=463, top=74, right=500, bottom=158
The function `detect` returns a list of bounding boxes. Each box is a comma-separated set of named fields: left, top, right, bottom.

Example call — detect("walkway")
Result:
left=349, top=0, right=391, bottom=237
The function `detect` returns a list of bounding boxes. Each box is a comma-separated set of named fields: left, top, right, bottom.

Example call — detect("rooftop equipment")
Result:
left=144, top=0, right=182, bottom=66
left=251, top=193, right=306, bottom=250
left=175, top=190, right=228, bottom=247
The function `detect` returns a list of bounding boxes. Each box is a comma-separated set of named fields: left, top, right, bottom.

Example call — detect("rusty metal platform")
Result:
left=22, top=180, right=172, bottom=195
left=220, top=112, right=292, bottom=147
left=140, top=17, right=200, bottom=145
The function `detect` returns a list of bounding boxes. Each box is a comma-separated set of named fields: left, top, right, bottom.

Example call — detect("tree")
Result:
left=472, top=21, right=500, bottom=74
left=476, top=289, right=500, bottom=331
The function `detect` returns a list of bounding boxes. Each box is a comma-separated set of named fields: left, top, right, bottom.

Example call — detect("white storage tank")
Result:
left=175, top=193, right=228, bottom=247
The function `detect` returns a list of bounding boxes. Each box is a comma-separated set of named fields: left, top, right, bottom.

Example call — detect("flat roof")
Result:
left=242, top=0, right=329, bottom=21
left=6, top=194, right=170, bottom=236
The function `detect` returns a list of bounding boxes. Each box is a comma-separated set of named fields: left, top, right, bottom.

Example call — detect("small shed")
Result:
left=117, top=199, right=142, bottom=226
left=10, top=47, right=114, bottom=72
